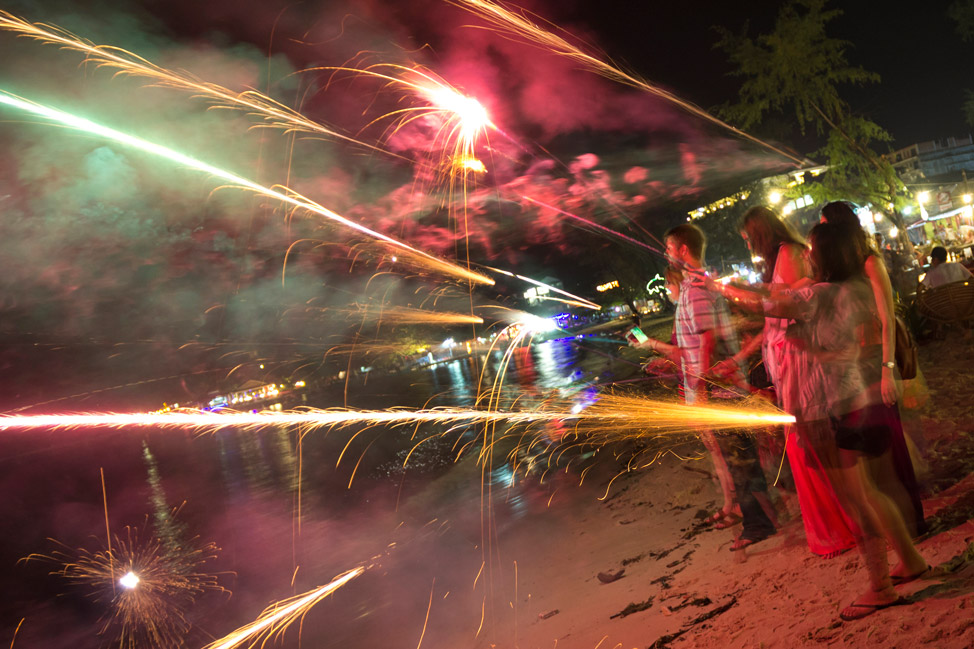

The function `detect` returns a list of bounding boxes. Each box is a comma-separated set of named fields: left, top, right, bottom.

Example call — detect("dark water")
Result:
left=0, top=337, right=647, bottom=648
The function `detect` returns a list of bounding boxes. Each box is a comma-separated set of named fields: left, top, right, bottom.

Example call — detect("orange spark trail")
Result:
left=203, top=568, right=364, bottom=649
left=345, top=305, right=484, bottom=325
left=449, top=0, right=808, bottom=166
left=521, top=196, right=664, bottom=257
left=0, top=10, right=401, bottom=159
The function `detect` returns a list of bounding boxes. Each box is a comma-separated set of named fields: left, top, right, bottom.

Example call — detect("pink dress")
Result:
left=764, top=244, right=859, bottom=556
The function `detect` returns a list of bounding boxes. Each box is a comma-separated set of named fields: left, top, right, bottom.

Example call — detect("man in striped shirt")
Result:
left=664, top=223, right=776, bottom=550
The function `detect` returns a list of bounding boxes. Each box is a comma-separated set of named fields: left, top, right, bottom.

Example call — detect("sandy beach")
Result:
left=468, top=334, right=974, bottom=649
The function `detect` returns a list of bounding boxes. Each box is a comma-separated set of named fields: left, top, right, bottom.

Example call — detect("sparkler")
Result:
left=0, top=90, right=493, bottom=286
left=0, top=11, right=401, bottom=158
left=449, top=0, right=808, bottom=166
left=0, top=397, right=794, bottom=436
left=25, top=527, right=224, bottom=649
left=203, top=568, right=364, bottom=649
left=312, top=63, right=495, bottom=281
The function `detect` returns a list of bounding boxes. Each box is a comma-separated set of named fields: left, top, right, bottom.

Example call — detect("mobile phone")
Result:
left=628, top=326, right=649, bottom=344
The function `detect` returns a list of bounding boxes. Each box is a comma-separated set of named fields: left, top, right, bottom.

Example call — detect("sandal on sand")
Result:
left=839, top=597, right=910, bottom=621
left=714, top=513, right=742, bottom=530
left=704, top=510, right=730, bottom=525
left=891, top=566, right=931, bottom=585
left=729, top=532, right=772, bottom=552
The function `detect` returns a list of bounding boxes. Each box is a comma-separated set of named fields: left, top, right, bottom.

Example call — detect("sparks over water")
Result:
left=0, top=90, right=493, bottom=286
left=24, top=528, right=223, bottom=649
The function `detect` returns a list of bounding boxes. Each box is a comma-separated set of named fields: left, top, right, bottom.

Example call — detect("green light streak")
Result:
left=0, top=90, right=492, bottom=286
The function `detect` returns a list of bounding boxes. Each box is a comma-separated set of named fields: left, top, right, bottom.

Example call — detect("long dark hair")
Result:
left=739, top=206, right=806, bottom=283
left=819, top=201, right=876, bottom=268
left=807, top=222, right=864, bottom=282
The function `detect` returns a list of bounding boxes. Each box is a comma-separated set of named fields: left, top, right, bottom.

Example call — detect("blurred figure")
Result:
left=714, top=222, right=928, bottom=621
left=733, top=206, right=858, bottom=558
left=821, top=201, right=925, bottom=537
left=921, top=245, right=973, bottom=288
left=662, top=224, right=775, bottom=549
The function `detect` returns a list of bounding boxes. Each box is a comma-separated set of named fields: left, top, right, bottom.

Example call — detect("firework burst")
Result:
left=314, top=64, right=493, bottom=177
left=449, top=0, right=807, bottom=166
left=25, top=525, right=225, bottom=649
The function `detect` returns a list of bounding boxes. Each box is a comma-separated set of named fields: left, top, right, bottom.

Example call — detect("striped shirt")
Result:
left=675, top=276, right=742, bottom=403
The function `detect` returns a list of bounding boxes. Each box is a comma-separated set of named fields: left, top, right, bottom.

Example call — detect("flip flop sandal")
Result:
left=891, top=566, right=931, bottom=585
left=729, top=533, right=770, bottom=552
left=839, top=597, right=910, bottom=621
left=704, top=510, right=728, bottom=525
left=714, top=513, right=742, bottom=530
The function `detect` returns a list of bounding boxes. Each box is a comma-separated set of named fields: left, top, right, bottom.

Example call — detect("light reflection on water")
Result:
left=2, top=337, right=638, bottom=648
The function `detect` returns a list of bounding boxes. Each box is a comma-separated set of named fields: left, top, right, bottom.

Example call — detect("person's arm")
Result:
left=864, top=254, right=899, bottom=406
left=631, top=336, right=682, bottom=364
left=712, top=330, right=762, bottom=379
left=712, top=280, right=806, bottom=320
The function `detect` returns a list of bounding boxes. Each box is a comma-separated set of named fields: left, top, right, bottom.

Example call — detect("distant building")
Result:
left=886, top=135, right=974, bottom=183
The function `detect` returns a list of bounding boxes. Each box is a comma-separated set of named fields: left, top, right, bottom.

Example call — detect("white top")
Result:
left=922, top=262, right=973, bottom=288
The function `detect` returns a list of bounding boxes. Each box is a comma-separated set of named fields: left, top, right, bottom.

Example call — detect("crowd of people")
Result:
left=630, top=202, right=941, bottom=622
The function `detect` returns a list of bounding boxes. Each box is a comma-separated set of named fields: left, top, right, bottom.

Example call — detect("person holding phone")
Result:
left=652, top=225, right=775, bottom=549
left=627, top=268, right=684, bottom=371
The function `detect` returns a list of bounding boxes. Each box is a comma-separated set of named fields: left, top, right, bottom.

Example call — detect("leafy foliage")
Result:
left=949, top=0, right=974, bottom=41
left=715, top=0, right=904, bottom=207
left=714, top=0, right=877, bottom=136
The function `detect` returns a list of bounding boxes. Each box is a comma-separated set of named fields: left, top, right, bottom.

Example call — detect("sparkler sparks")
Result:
left=449, top=0, right=808, bottom=166
left=0, top=399, right=794, bottom=435
left=0, top=90, right=493, bottom=286
left=203, top=568, right=364, bottom=649
left=119, top=571, right=141, bottom=590
left=0, top=10, right=400, bottom=158
left=25, top=527, right=224, bottom=649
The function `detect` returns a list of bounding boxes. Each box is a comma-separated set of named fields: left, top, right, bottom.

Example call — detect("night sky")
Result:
left=0, top=0, right=969, bottom=408
left=137, top=0, right=974, bottom=150
left=570, top=0, right=972, bottom=148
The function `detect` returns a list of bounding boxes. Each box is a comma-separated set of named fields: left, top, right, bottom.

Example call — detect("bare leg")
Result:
left=700, top=430, right=737, bottom=515
left=822, top=456, right=898, bottom=607
left=824, top=448, right=926, bottom=610
left=860, top=453, right=927, bottom=578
